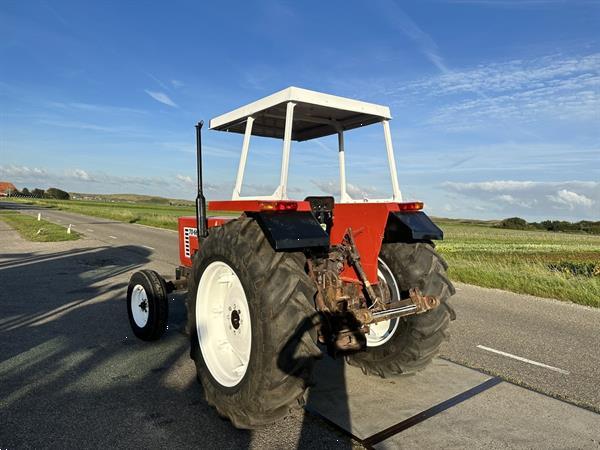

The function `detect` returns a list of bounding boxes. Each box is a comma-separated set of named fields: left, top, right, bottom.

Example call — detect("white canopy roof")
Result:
left=209, top=86, right=391, bottom=141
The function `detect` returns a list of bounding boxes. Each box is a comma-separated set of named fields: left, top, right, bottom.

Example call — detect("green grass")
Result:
left=0, top=210, right=80, bottom=242
left=2, top=197, right=201, bottom=230
left=2, top=198, right=598, bottom=306
left=435, top=220, right=600, bottom=307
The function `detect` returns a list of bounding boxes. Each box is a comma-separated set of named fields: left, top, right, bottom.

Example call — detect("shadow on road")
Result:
left=0, top=240, right=357, bottom=448
left=278, top=315, right=353, bottom=449
left=0, top=244, right=253, bottom=448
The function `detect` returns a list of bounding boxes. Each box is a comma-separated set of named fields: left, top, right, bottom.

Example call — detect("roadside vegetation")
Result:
left=3, top=197, right=200, bottom=230
left=497, top=216, right=600, bottom=235
left=436, top=219, right=600, bottom=308
left=2, top=197, right=598, bottom=306
left=0, top=210, right=80, bottom=242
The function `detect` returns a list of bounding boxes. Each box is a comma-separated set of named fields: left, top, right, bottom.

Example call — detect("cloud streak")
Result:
left=144, top=90, right=178, bottom=107
left=390, top=52, right=600, bottom=130
left=376, top=0, right=449, bottom=73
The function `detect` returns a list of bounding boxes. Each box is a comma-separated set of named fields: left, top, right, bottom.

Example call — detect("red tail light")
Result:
left=259, top=201, right=298, bottom=211
left=398, top=201, right=424, bottom=211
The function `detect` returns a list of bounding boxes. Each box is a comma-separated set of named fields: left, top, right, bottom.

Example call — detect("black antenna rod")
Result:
left=195, top=121, right=208, bottom=239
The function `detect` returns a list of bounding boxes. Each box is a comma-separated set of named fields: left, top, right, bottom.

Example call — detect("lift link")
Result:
left=344, top=228, right=382, bottom=308
left=359, top=288, right=441, bottom=325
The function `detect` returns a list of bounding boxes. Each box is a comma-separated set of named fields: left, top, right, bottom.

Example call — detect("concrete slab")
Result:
left=307, top=356, right=491, bottom=440
left=374, top=382, right=600, bottom=449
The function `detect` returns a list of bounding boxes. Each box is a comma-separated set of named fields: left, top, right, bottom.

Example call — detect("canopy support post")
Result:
left=275, top=101, right=295, bottom=199
left=232, top=116, right=254, bottom=200
left=338, top=130, right=351, bottom=203
left=383, top=119, right=402, bottom=202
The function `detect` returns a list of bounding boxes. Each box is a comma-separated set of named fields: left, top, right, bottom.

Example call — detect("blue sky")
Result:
left=1, top=0, right=598, bottom=220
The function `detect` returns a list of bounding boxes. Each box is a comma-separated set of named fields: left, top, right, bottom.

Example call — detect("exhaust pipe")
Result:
left=195, top=121, right=208, bottom=239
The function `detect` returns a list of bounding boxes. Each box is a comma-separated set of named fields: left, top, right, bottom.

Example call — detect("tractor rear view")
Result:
left=126, top=87, right=455, bottom=429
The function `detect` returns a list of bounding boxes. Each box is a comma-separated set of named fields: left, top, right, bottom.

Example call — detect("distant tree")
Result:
left=45, top=187, right=70, bottom=200
left=32, top=188, right=45, bottom=198
left=21, top=187, right=31, bottom=196
left=499, top=217, right=528, bottom=230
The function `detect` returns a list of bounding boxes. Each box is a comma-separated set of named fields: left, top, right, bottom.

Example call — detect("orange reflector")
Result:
left=259, top=201, right=298, bottom=211
left=398, top=201, right=424, bottom=211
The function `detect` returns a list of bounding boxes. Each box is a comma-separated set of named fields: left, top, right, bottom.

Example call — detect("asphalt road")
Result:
left=7, top=201, right=599, bottom=412
left=2, top=201, right=599, bottom=447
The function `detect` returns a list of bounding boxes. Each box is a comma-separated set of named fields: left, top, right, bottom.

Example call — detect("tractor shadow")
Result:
left=0, top=241, right=354, bottom=449
left=278, top=315, right=354, bottom=449
left=0, top=243, right=253, bottom=448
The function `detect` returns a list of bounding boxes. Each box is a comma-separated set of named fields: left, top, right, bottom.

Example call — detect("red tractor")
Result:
left=126, top=87, right=455, bottom=428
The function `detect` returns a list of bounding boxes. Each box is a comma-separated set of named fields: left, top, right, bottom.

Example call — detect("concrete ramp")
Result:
left=307, top=357, right=600, bottom=448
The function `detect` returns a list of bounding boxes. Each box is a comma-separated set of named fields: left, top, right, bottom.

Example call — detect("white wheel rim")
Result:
left=196, top=261, right=251, bottom=388
left=366, top=259, right=400, bottom=347
left=131, top=284, right=149, bottom=328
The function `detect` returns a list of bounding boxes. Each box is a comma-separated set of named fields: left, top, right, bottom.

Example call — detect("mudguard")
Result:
left=250, top=211, right=330, bottom=250
left=384, top=211, right=443, bottom=242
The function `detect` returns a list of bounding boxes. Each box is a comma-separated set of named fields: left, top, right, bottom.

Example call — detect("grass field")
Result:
left=0, top=210, right=80, bottom=242
left=436, top=220, right=599, bottom=307
left=3, top=197, right=198, bottom=230
left=2, top=197, right=598, bottom=306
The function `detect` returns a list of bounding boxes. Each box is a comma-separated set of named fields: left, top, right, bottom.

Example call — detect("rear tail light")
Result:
left=398, top=201, right=424, bottom=211
left=259, top=201, right=298, bottom=211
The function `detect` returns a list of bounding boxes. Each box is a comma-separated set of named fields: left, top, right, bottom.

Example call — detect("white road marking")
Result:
left=142, top=245, right=155, bottom=250
left=87, top=229, right=94, bottom=232
left=476, top=345, right=570, bottom=374
left=108, top=235, right=117, bottom=239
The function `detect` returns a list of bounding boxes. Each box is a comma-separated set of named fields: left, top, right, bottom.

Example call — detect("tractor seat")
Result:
left=304, top=196, right=334, bottom=213
left=304, top=196, right=334, bottom=233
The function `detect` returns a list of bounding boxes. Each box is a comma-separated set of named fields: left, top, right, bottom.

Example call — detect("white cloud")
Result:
left=0, top=164, right=47, bottom=178
left=312, top=180, right=381, bottom=199
left=548, top=189, right=594, bottom=209
left=443, top=180, right=599, bottom=219
left=144, top=90, right=178, bottom=108
left=171, top=79, right=184, bottom=88
left=70, top=169, right=93, bottom=181
left=446, top=180, right=537, bottom=192
left=1, top=164, right=230, bottom=198
left=176, top=174, right=194, bottom=185
left=388, top=52, right=600, bottom=130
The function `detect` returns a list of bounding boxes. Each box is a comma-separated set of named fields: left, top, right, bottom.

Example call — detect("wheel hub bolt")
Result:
left=231, top=310, right=241, bottom=329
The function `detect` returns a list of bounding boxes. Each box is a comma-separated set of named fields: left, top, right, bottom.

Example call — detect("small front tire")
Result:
left=127, top=270, right=169, bottom=341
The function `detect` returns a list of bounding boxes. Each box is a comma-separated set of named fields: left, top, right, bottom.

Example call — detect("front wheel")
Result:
left=187, top=218, right=321, bottom=429
left=126, top=270, right=168, bottom=341
left=347, top=242, right=456, bottom=376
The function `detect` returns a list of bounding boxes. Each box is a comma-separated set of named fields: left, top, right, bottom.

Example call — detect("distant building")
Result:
left=0, top=181, right=17, bottom=197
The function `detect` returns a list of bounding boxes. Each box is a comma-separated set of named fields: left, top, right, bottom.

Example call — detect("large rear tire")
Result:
left=346, top=242, right=456, bottom=377
left=187, top=218, right=321, bottom=428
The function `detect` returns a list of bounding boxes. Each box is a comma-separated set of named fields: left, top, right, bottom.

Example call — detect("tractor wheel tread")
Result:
left=187, top=218, right=319, bottom=429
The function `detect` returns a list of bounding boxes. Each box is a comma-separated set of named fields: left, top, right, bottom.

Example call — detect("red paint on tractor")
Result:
left=208, top=200, right=312, bottom=212
left=179, top=201, right=420, bottom=285
left=178, top=215, right=235, bottom=267
left=330, top=202, right=401, bottom=284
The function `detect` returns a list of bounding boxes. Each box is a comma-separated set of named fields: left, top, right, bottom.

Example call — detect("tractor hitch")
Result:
left=362, top=288, right=440, bottom=324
